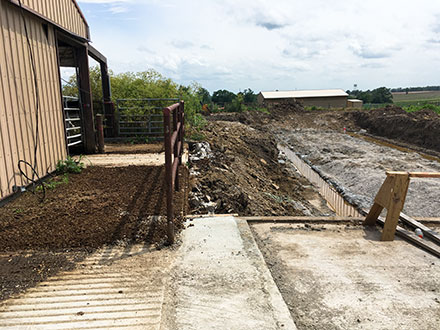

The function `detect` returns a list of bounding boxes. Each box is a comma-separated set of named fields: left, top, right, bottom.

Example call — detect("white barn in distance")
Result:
left=258, top=89, right=362, bottom=108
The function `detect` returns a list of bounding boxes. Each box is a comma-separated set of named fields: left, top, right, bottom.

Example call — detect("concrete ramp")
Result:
left=0, top=245, right=172, bottom=330
left=163, top=216, right=297, bottom=330
left=0, top=217, right=295, bottom=329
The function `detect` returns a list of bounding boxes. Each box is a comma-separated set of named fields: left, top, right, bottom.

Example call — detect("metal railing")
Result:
left=116, top=98, right=179, bottom=138
left=63, top=96, right=83, bottom=148
left=163, top=101, right=185, bottom=244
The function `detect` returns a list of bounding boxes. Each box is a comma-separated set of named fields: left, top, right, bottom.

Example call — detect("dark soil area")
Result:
left=0, top=166, right=188, bottom=251
left=0, top=164, right=188, bottom=301
left=351, top=106, right=440, bottom=152
left=190, top=118, right=332, bottom=216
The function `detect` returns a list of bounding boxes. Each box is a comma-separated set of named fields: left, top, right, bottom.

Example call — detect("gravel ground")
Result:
left=281, top=129, right=440, bottom=217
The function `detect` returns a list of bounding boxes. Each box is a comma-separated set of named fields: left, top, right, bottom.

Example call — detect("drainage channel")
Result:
left=278, top=144, right=362, bottom=218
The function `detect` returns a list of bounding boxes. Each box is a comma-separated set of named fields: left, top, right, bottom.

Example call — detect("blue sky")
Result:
left=78, top=0, right=440, bottom=93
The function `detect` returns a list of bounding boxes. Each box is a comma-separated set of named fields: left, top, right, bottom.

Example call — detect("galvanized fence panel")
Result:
left=63, top=96, right=83, bottom=147
left=116, top=98, right=179, bottom=138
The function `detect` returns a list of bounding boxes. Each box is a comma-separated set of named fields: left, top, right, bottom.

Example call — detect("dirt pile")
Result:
left=352, top=106, right=440, bottom=152
left=189, top=120, right=331, bottom=216
left=0, top=166, right=188, bottom=251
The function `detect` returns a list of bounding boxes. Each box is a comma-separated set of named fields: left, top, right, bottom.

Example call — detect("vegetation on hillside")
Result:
left=346, top=87, right=393, bottom=104
left=62, top=67, right=205, bottom=129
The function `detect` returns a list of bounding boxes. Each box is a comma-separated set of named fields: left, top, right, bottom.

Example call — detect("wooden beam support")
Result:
left=399, top=213, right=440, bottom=246
left=376, top=216, right=440, bottom=258
left=386, top=171, right=440, bottom=178
left=381, top=173, right=410, bottom=241
left=364, top=203, right=384, bottom=226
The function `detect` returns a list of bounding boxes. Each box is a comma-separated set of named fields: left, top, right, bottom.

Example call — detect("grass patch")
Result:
left=403, top=103, right=440, bottom=114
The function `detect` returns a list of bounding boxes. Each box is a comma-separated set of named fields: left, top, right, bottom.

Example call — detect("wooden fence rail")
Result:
left=163, top=101, right=185, bottom=244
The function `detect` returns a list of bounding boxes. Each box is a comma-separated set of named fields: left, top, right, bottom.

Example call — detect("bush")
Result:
left=56, top=156, right=84, bottom=174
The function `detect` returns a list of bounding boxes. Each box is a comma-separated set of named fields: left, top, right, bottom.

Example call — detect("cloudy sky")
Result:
left=78, top=0, right=440, bottom=93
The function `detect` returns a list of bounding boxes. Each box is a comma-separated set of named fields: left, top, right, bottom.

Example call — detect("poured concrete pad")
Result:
left=0, top=245, right=175, bottom=330
left=252, top=223, right=440, bottom=330
left=162, top=216, right=296, bottom=330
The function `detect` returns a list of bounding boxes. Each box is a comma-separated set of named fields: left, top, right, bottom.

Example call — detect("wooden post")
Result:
left=363, top=173, right=410, bottom=241
left=76, top=45, right=96, bottom=153
left=381, top=174, right=410, bottom=241
left=163, top=108, right=174, bottom=245
left=95, top=114, right=105, bottom=154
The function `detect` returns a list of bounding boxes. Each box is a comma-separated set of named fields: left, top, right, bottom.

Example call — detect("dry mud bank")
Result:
left=280, top=129, right=440, bottom=217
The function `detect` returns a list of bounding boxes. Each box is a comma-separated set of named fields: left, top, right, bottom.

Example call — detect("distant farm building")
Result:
left=258, top=89, right=349, bottom=108
left=0, top=0, right=111, bottom=200
left=347, top=99, right=363, bottom=108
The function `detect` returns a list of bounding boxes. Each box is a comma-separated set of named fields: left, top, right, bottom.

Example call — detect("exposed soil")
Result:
left=351, top=106, right=440, bottom=153
left=0, top=163, right=189, bottom=301
left=0, top=166, right=188, bottom=251
left=190, top=102, right=440, bottom=217
left=189, top=119, right=332, bottom=216
left=0, top=250, right=88, bottom=301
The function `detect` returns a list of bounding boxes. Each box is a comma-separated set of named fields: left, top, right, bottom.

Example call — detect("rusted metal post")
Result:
left=163, top=107, right=174, bottom=244
left=172, top=106, right=179, bottom=192
left=95, top=114, right=105, bottom=153
left=179, top=101, right=184, bottom=164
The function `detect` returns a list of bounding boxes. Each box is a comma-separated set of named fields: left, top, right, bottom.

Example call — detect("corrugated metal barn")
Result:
left=0, top=0, right=112, bottom=200
left=258, top=89, right=349, bottom=108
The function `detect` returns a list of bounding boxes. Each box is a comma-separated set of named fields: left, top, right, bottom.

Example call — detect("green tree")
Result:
left=242, top=88, right=257, bottom=104
left=62, top=66, right=204, bottom=127
left=197, top=87, right=211, bottom=105
left=212, top=89, right=236, bottom=105
left=371, top=87, right=393, bottom=103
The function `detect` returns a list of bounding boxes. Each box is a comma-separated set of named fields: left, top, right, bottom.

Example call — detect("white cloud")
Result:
left=79, top=0, right=440, bottom=92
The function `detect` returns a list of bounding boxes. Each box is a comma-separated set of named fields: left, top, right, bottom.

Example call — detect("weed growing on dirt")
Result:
left=403, top=103, right=440, bottom=114
left=187, top=113, right=207, bottom=141
left=264, top=192, right=294, bottom=204
left=36, top=174, right=69, bottom=192
left=13, top=208, right=24, bottom=214
left=56, top=156, right=84, bottom=174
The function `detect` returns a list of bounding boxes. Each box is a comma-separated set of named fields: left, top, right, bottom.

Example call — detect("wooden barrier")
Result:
left=364, top=171, right=440, bottom=241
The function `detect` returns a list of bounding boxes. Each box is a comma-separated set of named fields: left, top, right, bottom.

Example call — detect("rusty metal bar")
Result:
left=163, top=107, right=174, bottom=244
left=163, top=101, right=185, bottom=245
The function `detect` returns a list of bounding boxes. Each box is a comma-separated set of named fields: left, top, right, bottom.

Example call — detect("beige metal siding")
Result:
left=9, top=0, right=88, bottom=39
left=0, top=1, right=67, bottom=199
left=264, top=96, right=348, bottom=109
left=299, top=96, right=348, bottom=108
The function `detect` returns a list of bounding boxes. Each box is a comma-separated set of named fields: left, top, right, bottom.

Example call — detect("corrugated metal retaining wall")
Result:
left=9, top=0, right=89, bottom=39
left=0, top=1, right=67, bottom=199
left=280, top=145, right=362, bottom=217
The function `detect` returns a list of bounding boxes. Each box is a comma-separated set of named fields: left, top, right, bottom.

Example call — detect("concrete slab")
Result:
left=252, top=223, right=440, bottom=329
left=162, top=216, right=296, bottom=330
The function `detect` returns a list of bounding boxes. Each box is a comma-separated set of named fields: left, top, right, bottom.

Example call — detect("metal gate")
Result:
left=116, top=98, right=179, bottom=138
left=63, top=96, right=83, bottom=148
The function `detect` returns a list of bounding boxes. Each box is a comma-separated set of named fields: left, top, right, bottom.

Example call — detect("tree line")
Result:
left=391, top=86, right=440, bottom=93
left=346, top=87, right=393, bottom=104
